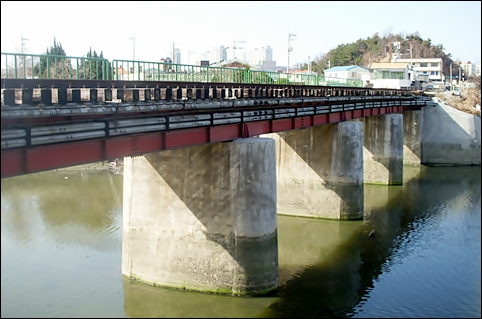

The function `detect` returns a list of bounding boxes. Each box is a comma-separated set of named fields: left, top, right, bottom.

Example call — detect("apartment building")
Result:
left=391, top=57, right=443, bottom=81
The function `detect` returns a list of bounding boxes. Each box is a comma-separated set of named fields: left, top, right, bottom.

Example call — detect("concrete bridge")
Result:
left=2, top=64, right=479, bottom=296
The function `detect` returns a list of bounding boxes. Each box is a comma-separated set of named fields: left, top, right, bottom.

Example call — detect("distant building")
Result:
left=211, top=46, right=228, bottom=65
left=323, top=65, right=369, bottom=79
left=244, top=46, right=277, bottom=71
left=172, top=48, right=181, bottom=65
left=368, top=62, right=414, bottom=89
left=461, top=61, right=477, bottom=79
left=391, top=57, right=443, bottom=81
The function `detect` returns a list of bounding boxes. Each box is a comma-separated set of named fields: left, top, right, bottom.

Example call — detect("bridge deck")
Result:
left=1, top=79, right=432, bottom=178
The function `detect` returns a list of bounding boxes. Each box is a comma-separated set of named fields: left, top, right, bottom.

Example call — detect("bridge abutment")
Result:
left=262, top=121, right=364, bottom=220
left=421, top=99, right=481, bottom=165
left=122, top=138, right=279, bottom=296
left=359, top=114, right=404, bottom=185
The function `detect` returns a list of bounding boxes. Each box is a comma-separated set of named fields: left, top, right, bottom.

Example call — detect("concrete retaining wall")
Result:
left=422, top=98, right=481, bottom=165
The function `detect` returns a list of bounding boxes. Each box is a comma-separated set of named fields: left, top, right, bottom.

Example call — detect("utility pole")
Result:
left=308, top=55, right=311, bottom=74
left=450, top=63, right=452, bottom=90
left=459, top=65, right=462, bottom=85
left=328, top=58, right=331, bottom=69
left=410, top=43, right=413, bottom=69
left=172, top=42, right=175, bottom=62
left=20, top=36, right=28, bottom=54
left=232, top=40, right=245, bottom=60
left=287, top=33, right=296, bottom=73
left=20, top=35, right=28, bottom=77
left=130, top=36, right=135, bottom=61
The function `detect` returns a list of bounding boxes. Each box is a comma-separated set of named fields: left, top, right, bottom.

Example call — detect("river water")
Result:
left=1, top=165, right=480, bottom=318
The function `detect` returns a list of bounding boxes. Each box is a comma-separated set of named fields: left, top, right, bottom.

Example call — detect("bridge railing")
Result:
left=110, top=59, right=322, bottom=85
left=2, top=52, right=363, bottom=87
left=1, top=52, right=112, bottom=80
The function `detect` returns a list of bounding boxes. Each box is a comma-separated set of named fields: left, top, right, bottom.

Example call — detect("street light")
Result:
left=287, top=33, right=296, bottom=73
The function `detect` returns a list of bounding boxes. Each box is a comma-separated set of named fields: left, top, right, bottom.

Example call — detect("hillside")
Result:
left=308, top=32, right=461, bottom=77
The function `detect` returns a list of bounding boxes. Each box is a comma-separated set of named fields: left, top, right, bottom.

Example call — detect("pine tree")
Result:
left=79, top=48, right=112, bottom=80
left=33, top=37, right=72, bottom=78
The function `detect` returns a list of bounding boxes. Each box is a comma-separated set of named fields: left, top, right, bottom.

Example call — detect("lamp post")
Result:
left=287, top=33, right=296, bottom=73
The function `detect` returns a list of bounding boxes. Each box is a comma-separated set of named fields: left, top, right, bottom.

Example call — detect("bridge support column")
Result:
left=403, top=110, right=423, bottom=165
left=360, top=114, right=403, bottom=185
left=261, top=121, right=364, bottom=220
left=122, top=138, right=278, bottom=296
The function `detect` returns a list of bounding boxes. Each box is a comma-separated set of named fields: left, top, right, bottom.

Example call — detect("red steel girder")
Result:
left=1, top=106, right=410, bottom=178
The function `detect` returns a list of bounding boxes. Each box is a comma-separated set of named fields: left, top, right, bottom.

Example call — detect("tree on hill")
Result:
left=312, top=32, right=459, bottom=77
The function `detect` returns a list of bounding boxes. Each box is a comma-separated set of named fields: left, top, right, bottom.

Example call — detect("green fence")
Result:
left=2, top=52, right=363, bottom=87
left=1, top=52, right=112, bottom=80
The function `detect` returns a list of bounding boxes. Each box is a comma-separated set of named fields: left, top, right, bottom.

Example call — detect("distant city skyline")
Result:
left=1, top=1, right=480, bottom=67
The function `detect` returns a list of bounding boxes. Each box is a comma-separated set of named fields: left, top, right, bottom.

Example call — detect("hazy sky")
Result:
left=1, top=1, right=481, bottom=66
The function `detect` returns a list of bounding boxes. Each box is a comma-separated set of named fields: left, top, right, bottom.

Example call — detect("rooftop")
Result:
left=324, top=65, right=366, bottom=72
left=370, top=62, right=410, bottom=69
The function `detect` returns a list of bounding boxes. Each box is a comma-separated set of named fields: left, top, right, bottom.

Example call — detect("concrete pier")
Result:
left=262, top=121, right=364, bottom=220
left=403, top=110, right=423, bottom=165
left=122, top=138, right=278, bottom=296
left=360, top=114, right=404, bottom=185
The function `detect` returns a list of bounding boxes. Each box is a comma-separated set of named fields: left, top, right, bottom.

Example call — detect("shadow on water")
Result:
left=259, top=166, right=481, bottom=318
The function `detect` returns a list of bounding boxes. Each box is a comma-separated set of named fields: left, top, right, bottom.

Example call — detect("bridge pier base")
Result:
left=261, top=121, right=364, bottom=220
left=403, top=110, right=423, bottom=165
left=360, top=114, right=404, bottom=185
left=122, top=138, right=278, bottom=296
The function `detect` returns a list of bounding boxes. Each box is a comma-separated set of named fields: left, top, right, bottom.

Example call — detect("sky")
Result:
left=1, top=1, right=481, bottom=68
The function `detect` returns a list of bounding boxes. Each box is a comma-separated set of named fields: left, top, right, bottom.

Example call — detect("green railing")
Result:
left=2, top=52, right=112, bottom=80
left=2, top=52, right=363, bottom=87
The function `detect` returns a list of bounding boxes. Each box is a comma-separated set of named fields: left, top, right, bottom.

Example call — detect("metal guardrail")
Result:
left=1, top=97, right=429, bottom=150
left=2, top=52, right=363, bottom=87
left=2, top=52, right=111, bottom=80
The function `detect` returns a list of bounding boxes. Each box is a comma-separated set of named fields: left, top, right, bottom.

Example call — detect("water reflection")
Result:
left=1, top=166, right=480, bottom=318
left=263, top=166, right=481, bottom=318
left=1, top=170, right=123, bottom=251
left=123, top=277, right=276, bottom=318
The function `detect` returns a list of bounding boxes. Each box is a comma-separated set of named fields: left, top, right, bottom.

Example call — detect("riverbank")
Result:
left=435, top=87, right=481, bottom=117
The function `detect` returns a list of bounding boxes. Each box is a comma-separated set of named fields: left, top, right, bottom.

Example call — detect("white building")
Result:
left=323, top=65, right=369, bottom=79
left=368, top=62, right=414, bottom=89
left=171, top=48, right=181, bottom=65
left=240, top=46, right=276, bottom=71
left=391, top=57, right=443, bottom=81
left=461, top=61, right=477, bottom=79
left=211, top=46, right=228, bottom=65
